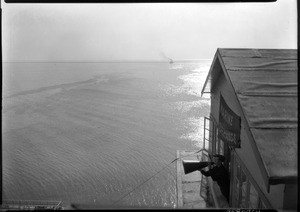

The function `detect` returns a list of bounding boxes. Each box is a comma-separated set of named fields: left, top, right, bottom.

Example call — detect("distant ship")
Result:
left=160, top=51, right=174, bottom=64
left=167, top=57, right=174, bottom=64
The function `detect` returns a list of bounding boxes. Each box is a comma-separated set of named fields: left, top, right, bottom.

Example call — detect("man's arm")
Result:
left=200, top=169, right=211, bottom=177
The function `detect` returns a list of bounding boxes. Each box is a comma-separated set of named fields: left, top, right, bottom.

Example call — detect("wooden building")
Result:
left=200, top=48, right=297, bottom=210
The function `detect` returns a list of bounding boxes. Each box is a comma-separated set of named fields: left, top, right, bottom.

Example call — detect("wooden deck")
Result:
left=176, top=150, right=207, bottom=209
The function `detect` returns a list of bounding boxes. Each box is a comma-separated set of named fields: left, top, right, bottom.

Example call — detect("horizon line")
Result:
left=2, top=59, right=213, bottom=63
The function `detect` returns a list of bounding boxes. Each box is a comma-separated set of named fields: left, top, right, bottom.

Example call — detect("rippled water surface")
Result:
left=2, top=61, right=211, bottom=208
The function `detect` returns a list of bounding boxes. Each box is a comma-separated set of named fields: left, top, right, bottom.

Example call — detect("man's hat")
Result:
left=213, top=154, right=225, bottom=162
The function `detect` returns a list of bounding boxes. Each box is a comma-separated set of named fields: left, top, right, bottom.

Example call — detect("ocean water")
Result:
left=2, top=61, right=211, bottom=208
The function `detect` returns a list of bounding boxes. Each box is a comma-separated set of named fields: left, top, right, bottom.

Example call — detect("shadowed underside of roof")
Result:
left=219, top=48, right=298, bottom=185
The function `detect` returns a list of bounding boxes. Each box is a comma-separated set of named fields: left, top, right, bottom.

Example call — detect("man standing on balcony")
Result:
left=200, top=154, right=230, bottom=203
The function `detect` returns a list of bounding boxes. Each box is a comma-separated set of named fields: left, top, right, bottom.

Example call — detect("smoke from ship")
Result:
left=160, top=51, right=174, bottom=64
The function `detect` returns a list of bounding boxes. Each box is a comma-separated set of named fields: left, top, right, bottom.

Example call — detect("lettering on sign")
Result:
left=218, top=94, right=241, bottom=148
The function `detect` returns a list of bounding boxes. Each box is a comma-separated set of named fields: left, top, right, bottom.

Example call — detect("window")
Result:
left=239, top=170, right=247, bottom=208
left=249, top=182, right=259, bottom=208
left=211, top=123, right=225, bottom=155
left=219, top=139, right=224, bottom=155
left=208, top=115, right=217, bottom=155
left=231, top=155, right=272, bottom=209
left=232, top=164, right=240, bottom=206
left=215, top=136, right=219, bottom=154
left=212, top=123, right=217, bottom=155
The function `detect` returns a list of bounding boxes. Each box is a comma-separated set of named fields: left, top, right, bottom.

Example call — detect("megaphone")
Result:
left=182, top=160, right=214, bottom=175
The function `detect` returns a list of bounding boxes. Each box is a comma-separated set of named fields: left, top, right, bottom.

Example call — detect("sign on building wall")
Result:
left=218, top=94, right=241, bottom=148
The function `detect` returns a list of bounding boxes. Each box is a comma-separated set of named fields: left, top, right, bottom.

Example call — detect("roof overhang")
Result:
left=201, top=51, right=223, bottom=97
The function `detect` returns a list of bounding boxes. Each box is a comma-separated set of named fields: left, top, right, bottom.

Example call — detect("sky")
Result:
left=1, top=0, right=297, bottom=62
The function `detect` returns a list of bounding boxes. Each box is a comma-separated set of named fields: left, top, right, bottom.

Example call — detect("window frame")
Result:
left=231, top=153, right=273, bottom=209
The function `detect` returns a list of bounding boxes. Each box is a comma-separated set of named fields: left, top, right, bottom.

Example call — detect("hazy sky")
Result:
left=1, top=0, right=297, bottom=61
